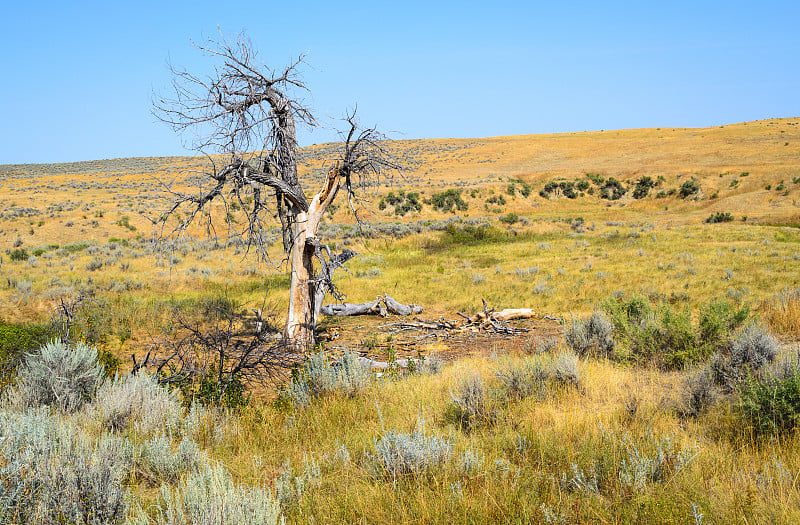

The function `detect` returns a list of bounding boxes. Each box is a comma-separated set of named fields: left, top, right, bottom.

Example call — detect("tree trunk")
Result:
left=283, top=164, right=342, bottom=351
left=284, top=213, right=316, bottom=351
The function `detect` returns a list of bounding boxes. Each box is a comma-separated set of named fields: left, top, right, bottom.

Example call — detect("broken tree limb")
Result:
left=320, top=296, right=386, bottom=316
left=321, top=294, right=422, bottom=317
left=492, top=308, right=536, bottom=321
left=459, top=300, right=534, bottom=334
left=383, top=294, right=423, bottom=315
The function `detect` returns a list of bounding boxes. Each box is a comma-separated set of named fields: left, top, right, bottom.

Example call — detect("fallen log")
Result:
left=492, top=308, right=536, bottom=321
left=321, top=294, right=421, bottom=317
left=320, top=296, right=386, bottom=317
left=383, top=294, right=423, bottom=315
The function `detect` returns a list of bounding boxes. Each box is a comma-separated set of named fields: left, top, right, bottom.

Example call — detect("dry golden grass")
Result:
left=760, top=289, right=800, bottom=338
left=1, top=119, right=800, bottom=522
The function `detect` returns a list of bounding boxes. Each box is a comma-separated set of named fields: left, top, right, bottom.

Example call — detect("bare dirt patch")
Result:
left=318, top=314, right=564, bottom=363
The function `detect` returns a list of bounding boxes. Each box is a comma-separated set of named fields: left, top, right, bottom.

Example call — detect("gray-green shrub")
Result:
left=0, top=409, right=129, bottom=524
left=710, top=323, right=778, bottom=393
left=91, top=372, right=184, bottom=436
left=139, top=434, right=209, bottom=484
left=274, top=457, right=321, bottom=509
left=445, top=372, right=495, bottom=432
left=368, top=428, right=452, bottom=480
left=682, top=323, right=778, bottom=416
left=493, top=351, right=581, bottom=402
left=565, top=312, right=614, bottom=358
left=280, top=351, right=369, bottom=408
left=561, top=427, right=696, bottom=496
left=421, top=353, right=444, bottom=374
left=457, top=450, right=485, bottom=476
left=129, top=464, right=282, bottom=525
left=7, top=340, right=104, bottom=413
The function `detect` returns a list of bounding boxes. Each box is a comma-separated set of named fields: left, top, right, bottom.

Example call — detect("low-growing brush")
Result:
left=445, top=371, right=496, bottom=432
left=279, top=350, right=370, bottom=408
left=368, top=426, right=452, bottom=480
left=6, top=339, right=104, bottom=413
left=0, top=408, right=129, bottom=524
left=129, top=464, right=282, bottom=525
left=565, top=312, right=615, bottom=358
left=90, top=372, right=184, bottom=436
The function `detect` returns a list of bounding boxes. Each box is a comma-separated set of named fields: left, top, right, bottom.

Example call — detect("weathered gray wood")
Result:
left=321, top=294, right=422, bottom=317
left=320, top=297, right=386, bottom=316
left=383, top=294, right=423, bottom=315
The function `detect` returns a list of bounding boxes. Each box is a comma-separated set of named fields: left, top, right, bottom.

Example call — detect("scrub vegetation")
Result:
left=1, top=118, right=800, bottom=522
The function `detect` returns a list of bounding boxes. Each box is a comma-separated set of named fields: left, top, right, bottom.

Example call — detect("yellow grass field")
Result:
left=2, top=118, right=800, bottom=523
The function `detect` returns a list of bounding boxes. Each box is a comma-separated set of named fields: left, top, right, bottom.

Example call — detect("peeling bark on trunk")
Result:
left=284, top=163, right=342, bottom=351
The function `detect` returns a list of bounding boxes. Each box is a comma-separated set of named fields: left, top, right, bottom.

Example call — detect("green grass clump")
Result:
left=0, top=319, right=49, bottom=386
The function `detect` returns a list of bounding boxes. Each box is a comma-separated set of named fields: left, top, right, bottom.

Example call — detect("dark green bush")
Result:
left=513, top=179, right=533, bottom=197
left=601, top=296, right=749, bottom=369
left=599, top=178, right=626, bottom=200
left=0, top=319, right=49, bottom=387
left=381, top=191, right=422, bottom=216
left=428, top=189, right=468, bottom=212
left=178, top=361, right=250, bottom=410
left=632, top=176, right=656, bottom=199
left=679, top=180, right=701, bottom=198
left=738, top=368, right=800, bottom=439
left=698, top=300, right=750, bottom=351
left=486, top=194, right=507, bottom=206
left=539, top=180, right=578, bottom=199
left=586, top=173, right=604, bottom=185
left=632, top=306, right=698, bottom=369
left=8, top=248, right=28, bottom=262
left=499, top=212, right=520, bottom=225
left=705, top=212, right=734, bottom=223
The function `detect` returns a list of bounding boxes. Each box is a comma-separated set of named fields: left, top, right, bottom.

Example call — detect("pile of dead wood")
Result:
left=457, top=299, right=537, bottom=334
left=323, top=296, right=551, bottom=335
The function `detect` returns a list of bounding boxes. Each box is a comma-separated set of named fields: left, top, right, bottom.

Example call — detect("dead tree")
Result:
left=153, top=33, right=400, bottom=351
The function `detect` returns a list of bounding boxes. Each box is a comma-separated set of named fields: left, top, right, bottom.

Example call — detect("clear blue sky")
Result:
left=1, top=1, right=798, bottom=164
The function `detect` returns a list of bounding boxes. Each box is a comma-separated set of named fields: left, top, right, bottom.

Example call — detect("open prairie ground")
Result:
left=2, top=118, right=800, bottom=523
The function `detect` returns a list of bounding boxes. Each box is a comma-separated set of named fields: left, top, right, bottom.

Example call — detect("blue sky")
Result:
left=1, top=1, right=798, bottom=164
